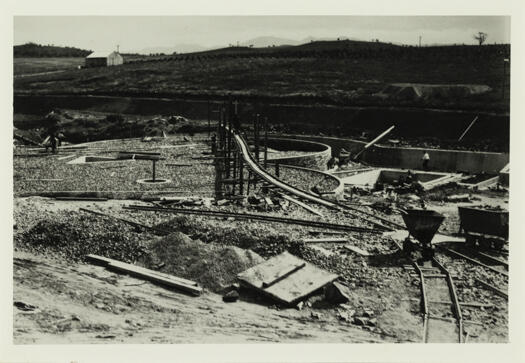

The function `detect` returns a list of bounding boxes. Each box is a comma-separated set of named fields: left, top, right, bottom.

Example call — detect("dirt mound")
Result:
left=15, top=212, right=153, bottom=262
left=143, top=117, right=177, bottom=137
left=155, top=216, right=307, bottom=258
left=377, top=83, right=492, bottom=101
left=144, top=232, right=264, bottom=292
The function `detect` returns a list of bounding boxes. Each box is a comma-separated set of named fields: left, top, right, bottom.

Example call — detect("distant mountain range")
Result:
left=134, top=35, right=349, bottom=55
left=15, top=35, right=377, bottom=57
left=138, top=44, right=208, bottom=55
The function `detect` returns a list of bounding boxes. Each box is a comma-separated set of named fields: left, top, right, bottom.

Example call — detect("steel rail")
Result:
left=123, top=204, right=383, bottom=233
left=79, top=207, right=170, bottom=235
left=391, top=238, right=464, bottom=343
left=432, top=257, right=464, bottom=343
left=443, top=248, right=508, bottom=278
left=413, top=263, right=429, bottom=343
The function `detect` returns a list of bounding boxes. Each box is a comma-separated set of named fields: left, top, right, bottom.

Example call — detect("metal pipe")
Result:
left=152, top=159, right=156, bottom=182
left=353, top=125, right=395, bottom=160
left=458, top=116, right=479, bottom=142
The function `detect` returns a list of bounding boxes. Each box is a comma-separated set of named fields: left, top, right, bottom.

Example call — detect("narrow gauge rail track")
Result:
left=440, top=246, right=508, bottom=299
left=390, top=239, right=463, bottom=343
left=414, top=258, right=464, bottom=343
left=441, top=247, right=508, bottom=278
left=123, top=205, right=383, bottom=234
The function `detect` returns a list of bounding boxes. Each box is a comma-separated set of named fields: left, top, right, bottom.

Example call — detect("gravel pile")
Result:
left=143, top=231, right=264, bottom=292
left=15, top=211, right=153, bottom=262
left=155, top=215, right=307, bottom=258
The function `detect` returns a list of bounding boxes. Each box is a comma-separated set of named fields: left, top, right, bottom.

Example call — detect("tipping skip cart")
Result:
left=458, top=206, right=509, bottom=250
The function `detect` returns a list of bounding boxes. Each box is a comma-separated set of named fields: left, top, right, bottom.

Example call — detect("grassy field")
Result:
left=14, top=57, right=85, bottom=76
left=13, top=43, right=510, bottom=112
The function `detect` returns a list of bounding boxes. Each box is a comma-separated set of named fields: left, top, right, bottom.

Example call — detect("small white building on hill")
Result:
left=85, top=51, right=124, bottom=67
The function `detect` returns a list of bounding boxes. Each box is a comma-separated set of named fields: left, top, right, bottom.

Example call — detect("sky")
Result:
left=14, top=16, right=510, bottom=53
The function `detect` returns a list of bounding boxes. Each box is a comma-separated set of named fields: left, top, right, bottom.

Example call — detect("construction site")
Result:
left=8, top=14, right=514, bottom=349
left=12, top=96, right=509, bottom=344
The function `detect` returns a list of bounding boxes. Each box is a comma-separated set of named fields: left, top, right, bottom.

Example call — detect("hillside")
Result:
left=14, top=41, right=510, bottom=112
left=14, top=42, right=92, bottom=58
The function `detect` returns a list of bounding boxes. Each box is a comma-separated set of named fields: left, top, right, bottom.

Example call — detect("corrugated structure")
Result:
left=85, top=51, right=124, bottom=67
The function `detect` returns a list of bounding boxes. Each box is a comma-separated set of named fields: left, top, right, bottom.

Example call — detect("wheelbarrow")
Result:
left=458, top=206, right=509, bottom=250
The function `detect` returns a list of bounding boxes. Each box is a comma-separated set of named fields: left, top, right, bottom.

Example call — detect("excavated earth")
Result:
left=12, top=133, right=509, bottom=343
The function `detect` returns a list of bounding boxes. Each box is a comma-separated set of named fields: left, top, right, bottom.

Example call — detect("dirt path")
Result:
left=13, top=250, right=390, bottom=344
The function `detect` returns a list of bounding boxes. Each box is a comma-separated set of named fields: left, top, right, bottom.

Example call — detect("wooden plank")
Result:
left=303, top=237, right=348, bottom=244
left=119, top=151, right=161, bottom=156
left=344, top=245, right=371, bottom=256
left=404, top=297, right=494, bottom=308
left=86, top=255, right=202, bottom=296
left=108, top=261, right=200, bottom=288
left=166, top=163, right=192, bottom=167
left=55, top=196, right=108, bottom=201
left=85, top=254, right=114, bottom=266
left=308, top=230, right=346, bottom=236
left=279, top=193, right=324, bottom=217
left=24, top=178, right=63, bottom=182
left=237, top=252, right=338, bottom=305
left=57, top=154, right=77, bottom=160
left=264, top=197, right=274, bottom=207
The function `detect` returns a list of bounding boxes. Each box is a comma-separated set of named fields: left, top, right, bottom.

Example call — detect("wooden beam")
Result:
left=55, top=196, right=108, bottom=201
left=85, top=254, right=202, bottom=296
left=303, top=237, right=348, bottom=244
left=344, top=245, right=371, bottom=256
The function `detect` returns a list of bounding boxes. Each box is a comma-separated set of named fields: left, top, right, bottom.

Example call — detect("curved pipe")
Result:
left=232, top=130, right=338, bottom=209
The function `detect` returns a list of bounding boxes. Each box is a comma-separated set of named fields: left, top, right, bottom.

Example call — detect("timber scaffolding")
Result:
left=210, top=99, right=402, bottom=232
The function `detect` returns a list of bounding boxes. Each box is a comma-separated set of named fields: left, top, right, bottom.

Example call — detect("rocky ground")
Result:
left=11, top=134, right=509, bottom=344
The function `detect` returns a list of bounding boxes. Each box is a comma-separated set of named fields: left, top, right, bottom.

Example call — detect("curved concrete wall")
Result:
left=267, top=163, right=344, bottom=198
left=266, top=137, right=332, bottom=171
left=276, top=134, right=509, bottom=174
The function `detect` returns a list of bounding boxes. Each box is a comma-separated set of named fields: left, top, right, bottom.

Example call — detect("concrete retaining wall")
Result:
left=276, top=134, right=509, bottom=174
left=266, top=137, right=332, bottom=171
left=268, top=163, right=344, bottom=198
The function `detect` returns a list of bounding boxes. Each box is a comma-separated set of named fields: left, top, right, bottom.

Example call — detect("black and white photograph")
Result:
left=2, top=1, right=524, bottom=362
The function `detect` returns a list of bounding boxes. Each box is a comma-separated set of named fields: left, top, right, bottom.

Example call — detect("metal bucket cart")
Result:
left=401, top=209, right=445, bottom=261
left=458, top=206, right=509, bottom=250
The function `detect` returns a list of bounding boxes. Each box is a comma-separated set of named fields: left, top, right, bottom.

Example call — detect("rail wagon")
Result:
left=458, top=206, right=509, bottom=250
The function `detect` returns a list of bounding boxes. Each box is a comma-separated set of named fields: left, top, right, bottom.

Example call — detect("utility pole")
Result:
left=264, top=116, right=268, bottom=168
left=503, top=58, right=509, bottom=99
left=226, top=98, right=232, bottom=178
left=207, top=99, right=210, bottom=139
left=255, top=114, right=260, bottom=163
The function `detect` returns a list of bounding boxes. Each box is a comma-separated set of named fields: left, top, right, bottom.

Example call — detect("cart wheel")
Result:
left=422, top=247, right=434, bottom=261
left=403, top=238, right=413, bottom=254
left=494, top=239, right=505, bottom=251
left=479, top=238, right=491, bottom=250
left=465, top=234, right=476, bottom=247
